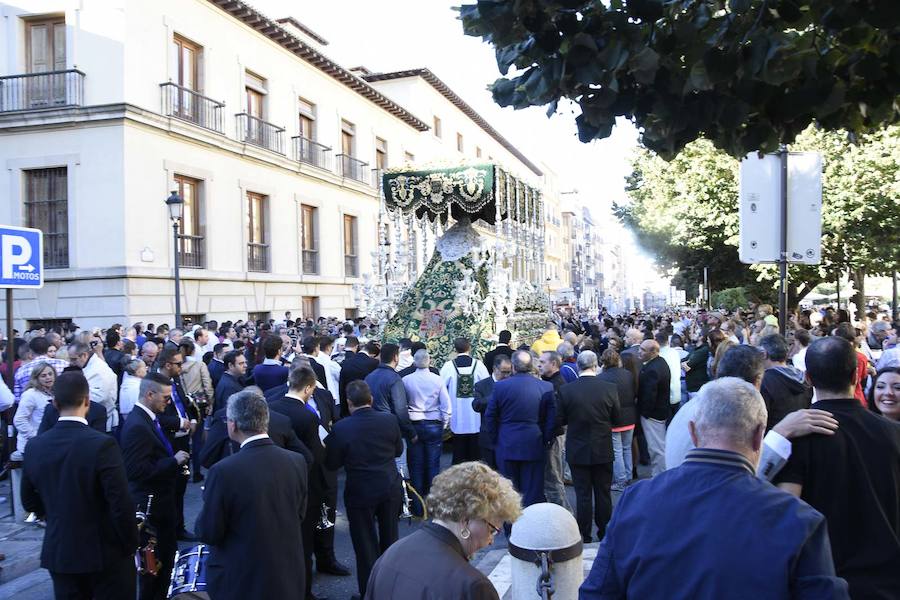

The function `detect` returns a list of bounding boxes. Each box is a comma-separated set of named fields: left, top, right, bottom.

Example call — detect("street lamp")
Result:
left=166, top=190, right=184, bottom=329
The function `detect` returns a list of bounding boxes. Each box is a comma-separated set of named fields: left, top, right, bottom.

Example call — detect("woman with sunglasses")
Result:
left=365, top=461, right=521, bottom=599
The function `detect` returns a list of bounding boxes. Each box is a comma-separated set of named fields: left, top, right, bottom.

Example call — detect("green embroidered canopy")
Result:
left=382, top=163, right=541, bottom=225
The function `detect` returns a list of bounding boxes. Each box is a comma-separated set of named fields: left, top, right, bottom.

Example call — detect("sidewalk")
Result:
left=0, top=479, right=45, bottom=586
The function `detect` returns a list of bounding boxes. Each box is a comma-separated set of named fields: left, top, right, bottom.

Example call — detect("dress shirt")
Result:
left=134, top=401, right=158, bottom=422
left=240, top=433, right=270, bottom=448
left=402, top=368, right=452, bottom=426
left=57, top=416, right=88, bottom=426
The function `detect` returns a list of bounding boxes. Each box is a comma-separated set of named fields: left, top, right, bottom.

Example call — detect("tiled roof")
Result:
left=364, top=68, right=543, bottom=177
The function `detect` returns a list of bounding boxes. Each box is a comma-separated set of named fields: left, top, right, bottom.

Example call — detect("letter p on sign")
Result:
left=2, top=235, right=31, bottom=279
left=0, top=226, right=43, bottom=288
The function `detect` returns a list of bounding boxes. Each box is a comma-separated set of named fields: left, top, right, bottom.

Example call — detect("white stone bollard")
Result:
left=509, top=502, right=583, bottom=600
left=10, top=462, right=26, bottom=521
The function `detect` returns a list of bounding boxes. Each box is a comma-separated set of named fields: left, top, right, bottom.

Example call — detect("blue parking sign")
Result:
left=0, top=225, right=43, bottom=289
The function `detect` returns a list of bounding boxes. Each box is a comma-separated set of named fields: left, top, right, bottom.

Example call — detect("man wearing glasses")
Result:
left=156, top=347, right=199, bottom=541
left=121, top=372, right=191, bottom=600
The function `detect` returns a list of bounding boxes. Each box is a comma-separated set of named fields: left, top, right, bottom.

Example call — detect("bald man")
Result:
left=637, top=340, right=671, bottom=476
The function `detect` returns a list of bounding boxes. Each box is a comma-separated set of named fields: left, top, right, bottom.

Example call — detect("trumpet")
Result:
left=136, top=495, right=160, bottom=576
left=315, top=502, right=334, bottom=531
left=398, top=464, right=414, bottom=521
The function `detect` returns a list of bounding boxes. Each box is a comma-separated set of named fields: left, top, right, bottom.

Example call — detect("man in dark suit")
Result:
left=155, top=347, right=199, bottom=541
left=195, top=390, right=308, bottom=600
left=557, top=350, right=621, bottom=542
left=485, top=350, right=557, bottom=508
left=252, top=335, right=290, bottom=393
left=207, top=343, right=228, bottom=389
left=472, top=354, right=513, bottom=469
left=120, top=372, right=191, bottom=600
left=326, top=380, right=403, bottom=599
left=538, top=350, right=570, bottom=510
left=39, top=395, right=108, bottom=434
left=21, top=371, right=138, bottom=599
left=199, top=404, right=312, bottom=468
left=638, top=340, right=671, bottom=477
left=482, top=329, right=514, bottom=373
left=299, top=336, right=328, bottom=389
left=338, top=338, right=380, bottom=418
left=214, top=350, right=247, bottom=413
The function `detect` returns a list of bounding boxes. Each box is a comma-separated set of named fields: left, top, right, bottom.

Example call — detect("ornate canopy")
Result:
left=381, top=163, right=541, bottom=225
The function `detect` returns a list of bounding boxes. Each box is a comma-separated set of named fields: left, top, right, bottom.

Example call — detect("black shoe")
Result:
left=307, top=594, right=328, bottom=600
left=317, top=559, right=351, bottom=576
left=177, top=529, right=198, bottom=542
left=582, top=536, right=592, bottom=544
left=192, top=472, right=205, bottom=483
left=350, top=596, right=361, bottom=600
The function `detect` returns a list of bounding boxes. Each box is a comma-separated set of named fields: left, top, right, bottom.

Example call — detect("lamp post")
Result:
left=166, top=190, right=184, bottom=329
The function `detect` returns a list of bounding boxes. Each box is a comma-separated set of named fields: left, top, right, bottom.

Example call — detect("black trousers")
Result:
left=570, top=462, right=613, bottom=542
left=50, top=555, right=135, bottom=600
left=452, top=433, right=481, bottom=464
left=314, top=495, right=338, bottom=566
left=346, top=488, right=401, bottom=595
left=301, top=503, right=318, bottom=599
left=480, top=446, right=497, bottom=470
left=139, top=514, right=177, bottom=600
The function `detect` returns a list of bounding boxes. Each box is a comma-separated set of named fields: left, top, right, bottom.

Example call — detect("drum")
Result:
left=167, top=544, right=210, bottom=599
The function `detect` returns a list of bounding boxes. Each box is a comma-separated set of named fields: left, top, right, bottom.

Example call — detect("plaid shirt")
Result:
left=13, top=357, right=69, bottom=402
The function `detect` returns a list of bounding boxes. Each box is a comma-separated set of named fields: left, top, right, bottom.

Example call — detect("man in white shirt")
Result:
left=792, top=329, right=811, bottom=373
left=656, top=332, right=684, bottom=415
left=314, top=336, right=342, bottom=401
left=69, top=341, right=119, bottom=432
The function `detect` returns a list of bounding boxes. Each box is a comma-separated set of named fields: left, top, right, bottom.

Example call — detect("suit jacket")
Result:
left=597, top=367, right=637, bottom=427
left=21, top=420, right=138, bottom=574
left=557, top=375, right=621, bottom=465
left=482, top=344, right=513, bottom=373
left=471, top=377, right=496, bottom=450
left=325, top=406, right=402, bottom=508
left=39, top=401, right=108, bottom=435
left=638, top=356, right=672, bottom=421
left=252, top=362, right=290, bottom=393
left=199, top=406, right=312, bottom=469
left=120, top=407, right=180, bottom=521
left=214, top=372, right=245, bottom=413
left=208, top=359, right=225, bottom=389
left=161, top=375, right=198, bottom=452
left=338, top=352, right=379, bottom=417
left=196, top=438, right=308, bottom=600
left=304, top=355, right=328, bottom=389
left=269, top=394, right=329, bottom=506
left=484, top=373, right=557, bottom=462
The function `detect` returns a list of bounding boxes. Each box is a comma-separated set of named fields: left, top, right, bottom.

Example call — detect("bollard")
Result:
left=9, top=459, right=25, bottom=521
left=508, top=502, right=583, bottom=600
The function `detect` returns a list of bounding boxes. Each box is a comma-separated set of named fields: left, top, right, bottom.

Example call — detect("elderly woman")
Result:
left=365, top=462, right=521, bottom=599
left=13, top=362, right=55, bottom=456
left=869, top=367, right=900, bottom=421
left=118, top=358, right=147, bottom=420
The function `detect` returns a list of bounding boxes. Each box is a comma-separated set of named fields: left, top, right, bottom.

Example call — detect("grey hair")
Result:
left=226, top=390, right=269, bottom=435
left=141, top=341, right=158, bottom=354
left=692, top=377, right=767, bottom=449
left=124, top=359, right=145, bottom=376
left=413, top=348, right=430, bottom=369
left=511, top=350, right=533, bottom=373
left=557, top=342, right=575, bottom=360
left=577, top=350, right=598, bottom=372
left=290, top=356, right=311, bottom=372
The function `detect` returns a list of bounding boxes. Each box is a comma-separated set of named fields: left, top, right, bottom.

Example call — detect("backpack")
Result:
left=452, top=360, right=476, bottom=398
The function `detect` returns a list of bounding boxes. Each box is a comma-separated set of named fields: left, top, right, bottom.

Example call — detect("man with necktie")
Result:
left=121, top=372, right=191, bottom=600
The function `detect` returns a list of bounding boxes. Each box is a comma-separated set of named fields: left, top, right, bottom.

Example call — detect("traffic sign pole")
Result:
left=778, top=147, right=789, bottom=336
left=4, top=289, right=11, bottom=388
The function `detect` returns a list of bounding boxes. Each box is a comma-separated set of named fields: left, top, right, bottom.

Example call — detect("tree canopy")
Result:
left=615, top=125, right=900, bottom=307
left=460, top=0, right=900, bottom=159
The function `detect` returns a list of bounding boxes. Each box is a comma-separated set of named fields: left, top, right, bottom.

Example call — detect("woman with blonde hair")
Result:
left=710, top=339, right=737, bottom=378
left=13, top=361, right=55, bottom=456
left=365, top=461, right=522, bottom=599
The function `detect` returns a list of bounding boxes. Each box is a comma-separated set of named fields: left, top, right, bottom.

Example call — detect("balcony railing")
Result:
left=337, top=154, right=369, bottom=184
left=344, top=255, right=359, bottom=277
left=371, top=168, right=383, bottom=190
left=236, top=113, right=285, bottom=154
left=0, top=69, right=84, bottom=113
left=177, top=234, right=205, bottom=269
left=302, top=249, right=319, bottom=274
left=292, top=136, right=331, bottom=170
left=248, top=242, right=270, bottom=272
left=160, top=83, right=225, bottom=133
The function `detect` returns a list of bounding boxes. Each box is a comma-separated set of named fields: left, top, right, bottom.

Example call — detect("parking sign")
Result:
left=0, top=225, right=43, bottom=289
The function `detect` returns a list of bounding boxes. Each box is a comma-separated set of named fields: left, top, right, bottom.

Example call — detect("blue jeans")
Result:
left=407, top=421, right=444, bottom=513
left=611, top=429, right=634, bottom=489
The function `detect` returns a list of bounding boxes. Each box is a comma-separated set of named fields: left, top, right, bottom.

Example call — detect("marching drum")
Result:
left=167, top=544, right=210, bottom=599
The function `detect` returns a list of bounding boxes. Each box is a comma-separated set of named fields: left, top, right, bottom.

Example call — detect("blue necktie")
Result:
left=153, top=419, right=175, bottom=456
left=171, top=382, right=187, bottom=419
left=305, top=400, right=320, bottom=420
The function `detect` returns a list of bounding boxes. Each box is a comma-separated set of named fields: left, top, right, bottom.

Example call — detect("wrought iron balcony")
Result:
left=248, top=242, right=270, bottom=272
left=292, top=136, right=331, bottom=170
left=160, top=83, right=224, bottom=133
left=0, top=69, right=84, bottom=113
left=236, top=113, right=285, bottom=154
left=177, top=234, right=205, bottom=269
left=336, top=154, right=369, bottom=184
left=302, top=249, right=319, bottom=275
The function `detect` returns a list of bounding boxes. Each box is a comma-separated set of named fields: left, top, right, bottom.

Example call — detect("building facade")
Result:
left=0, top=0, right=550, bottom=330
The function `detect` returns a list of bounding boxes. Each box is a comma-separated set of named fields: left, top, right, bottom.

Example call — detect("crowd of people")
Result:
left=1, top=302, right=899, bottom=599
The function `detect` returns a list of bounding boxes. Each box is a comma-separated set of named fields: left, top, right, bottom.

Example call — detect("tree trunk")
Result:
left=850, top=266, right=866, bottom=320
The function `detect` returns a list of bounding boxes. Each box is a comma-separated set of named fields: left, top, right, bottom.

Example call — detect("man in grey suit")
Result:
left=665, top=344, right=839, bottom=479
left=472, top=355, right=513, bottom=469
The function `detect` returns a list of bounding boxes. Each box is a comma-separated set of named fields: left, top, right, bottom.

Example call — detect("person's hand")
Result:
left=772, top=409, right=839, bottom=439
left=174, top=450, right=190, bottom=465
left=189, top=420, right=198, bottom=434
left=180, top=418, right=191, bottom=432
left=411, top=436, right=419, bottom=445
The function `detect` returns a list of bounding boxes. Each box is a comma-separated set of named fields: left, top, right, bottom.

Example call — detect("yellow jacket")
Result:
left=531, top=330, right=563, bottom=354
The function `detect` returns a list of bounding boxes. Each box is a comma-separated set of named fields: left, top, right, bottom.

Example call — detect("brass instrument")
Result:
left=315, top=502, right=334, bottom=531
left=136, top=494, right=160, bottom=576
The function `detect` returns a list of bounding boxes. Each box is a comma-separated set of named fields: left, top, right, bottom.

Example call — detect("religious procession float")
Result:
left=353, top=162, right=551, bottom=364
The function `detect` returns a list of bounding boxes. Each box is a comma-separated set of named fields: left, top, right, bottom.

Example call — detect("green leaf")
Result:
left=687, top=61, right=714, bottom=92
left=729, top=0, right=752, bottom=15
left=630, top=47, right=660, bottom=84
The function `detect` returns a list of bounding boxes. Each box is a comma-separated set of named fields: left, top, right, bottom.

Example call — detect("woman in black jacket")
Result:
left=598, top=349, right=637, bottom=491
left=365, top=462, right=521, bottom=600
